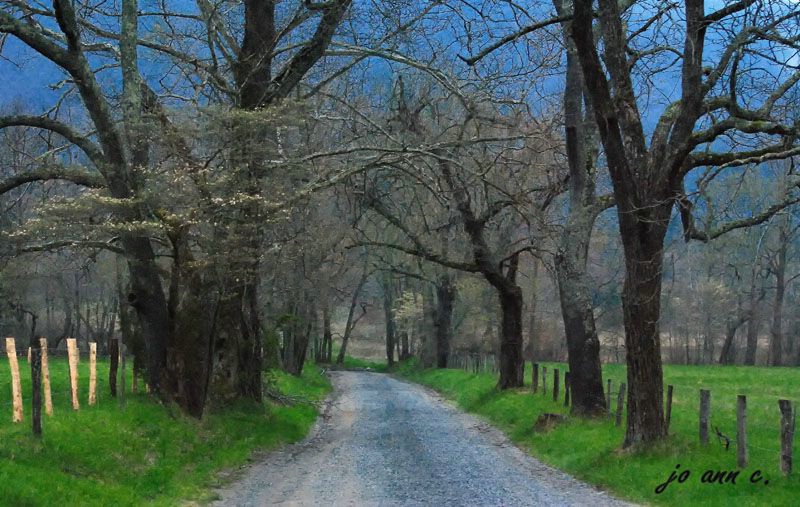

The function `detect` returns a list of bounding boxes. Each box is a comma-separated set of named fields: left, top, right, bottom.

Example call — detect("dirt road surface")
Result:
left=214, top=371, right=632, bottom=506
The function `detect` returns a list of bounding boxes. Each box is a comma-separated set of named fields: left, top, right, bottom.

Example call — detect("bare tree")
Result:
left=567, top=0, right=800, bottom=446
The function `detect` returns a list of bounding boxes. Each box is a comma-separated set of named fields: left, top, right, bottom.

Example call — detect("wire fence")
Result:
left=447, top=352, right=797, bottom=477
left=0, top=336, right=142, bottom=436
left=3, top=343, right=797, bottom=476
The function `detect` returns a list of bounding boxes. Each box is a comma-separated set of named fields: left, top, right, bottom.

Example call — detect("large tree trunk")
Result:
left=124, top=239, right=172, bottom=394
left=205, top=0, right=276, bottom=403
left=619, top=212, right=669, bottom=447
left=555, top=222, right=606, bottom=415
left=549, top=14, right=607, bottom=415
left=435, top=274, right=455, bottom=368
left=497, top=284, right=524, bottom=388
left=207, top=280, right=262, bottom=402
left=206, top=0, right=351, bottom=401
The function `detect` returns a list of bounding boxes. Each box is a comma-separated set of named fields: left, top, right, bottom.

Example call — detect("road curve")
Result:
left=214, top=371, right=631, bottom=506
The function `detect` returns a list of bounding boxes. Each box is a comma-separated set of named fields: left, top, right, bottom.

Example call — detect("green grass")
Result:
left=0, top=352, right=330, bottom=506
left=395, top=359, right=800, bottom=506
left=340, top=355, right=389, bottom=372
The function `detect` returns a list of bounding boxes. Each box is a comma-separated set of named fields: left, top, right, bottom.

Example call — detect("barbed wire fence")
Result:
left=0, top=336, right=144, bottom=437
left=447, top=352, right=796, bottom=477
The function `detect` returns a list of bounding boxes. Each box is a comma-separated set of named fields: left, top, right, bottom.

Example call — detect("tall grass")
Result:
left=0, top=353, right=330, bottom=506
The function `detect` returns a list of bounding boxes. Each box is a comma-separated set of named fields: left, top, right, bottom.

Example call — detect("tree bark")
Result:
left=109, top=337, right=119, bottom=397
left=437, top=156, right=525, bottom=388
left=551, top=9, right=606, bottom=415
left=719, top=308, right=748, bottom=365
left=745, top=302, right=761, bottom=365
left=210, top=0, right=352, bottom=401
left=497, top=284, right=525, bottom=388
left=435, top=274, right=455, bottom=368
left=770, top=218, right=788, bottom=366
left=619, top=214, right=669, bottom=446
left=555, top=226, right=606, bottom=415
left=290, top=303, right=313, bottom=376
left=336, top=260, right=369, bottom=364
left=527, top=259, right=540, bottom=360
left=420, top=283, right=438, bottom=368
left=382, top=279, right=396, bottom=367
left=322, top=305, right=333, bottom=362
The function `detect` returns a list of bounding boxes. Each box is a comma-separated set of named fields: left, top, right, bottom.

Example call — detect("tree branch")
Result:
left=263, top=0, right=352, bottom=105
left=458, top=14, right=570, bottom=66
left=0, top=164, right=105, bottom=195
left=680, top=192, right=800, bottom=242
left=351, top=241, right=480, bottom=273
left=16, top=239, right=124, bottom=255
left=0, top=115, right=105, bottom=167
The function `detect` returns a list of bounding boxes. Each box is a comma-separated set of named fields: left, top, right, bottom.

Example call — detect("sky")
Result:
left=1, top=1, right=798, bottom=149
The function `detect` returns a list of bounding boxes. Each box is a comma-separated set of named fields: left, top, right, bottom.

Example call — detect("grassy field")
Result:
left=0, top=351, right=330, bottom=506
left=396, top=359, right=800, bottom=506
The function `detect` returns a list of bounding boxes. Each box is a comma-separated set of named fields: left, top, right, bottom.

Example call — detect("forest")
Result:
left=1, top=0, right=799, bottom=458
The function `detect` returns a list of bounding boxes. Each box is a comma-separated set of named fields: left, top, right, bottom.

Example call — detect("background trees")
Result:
left=1, top=0, right=799, bottom=452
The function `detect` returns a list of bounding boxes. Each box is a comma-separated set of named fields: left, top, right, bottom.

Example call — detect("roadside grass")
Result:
left=395, top=359, right=800, bottom=506
left=0, top=355, right=330, bottom=506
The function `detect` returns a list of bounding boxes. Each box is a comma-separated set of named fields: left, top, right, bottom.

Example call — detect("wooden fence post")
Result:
left=39, top=338, right=52, bottom=416
left=542, top=366, right=547, bottom=394
left=779, top=399, right=794, bottom=475
left=119, top=343, right=127, bottom=408
left=27, top=347, right=31, bottom=363
left=737, top=395, right=747, bottom=468
left=88, top=342, right=97, bottom=406
left=616, top=383, right=626, bottom=426
left=553, top=368, right=560, bottom=402
left=109, top=338, right=119, bottom=397
left=5, top=338, right=23, bottom=423
left=699, top=389, right=711, bottom=445
left=532, top=363, right=539, bottom=393
left=665, top=385, right=674, bottom=434
left=30, top=345, right=42, bottom=436
left=564, top=371, right=570, bottom=407
left=66, top=338, right=80, bottom=410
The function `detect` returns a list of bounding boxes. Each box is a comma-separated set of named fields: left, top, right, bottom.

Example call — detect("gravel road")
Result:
left=214, top=371, right=632, bottom=506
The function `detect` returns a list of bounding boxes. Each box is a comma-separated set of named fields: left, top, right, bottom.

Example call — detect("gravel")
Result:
left=213, top=371, right=634, bottom=506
